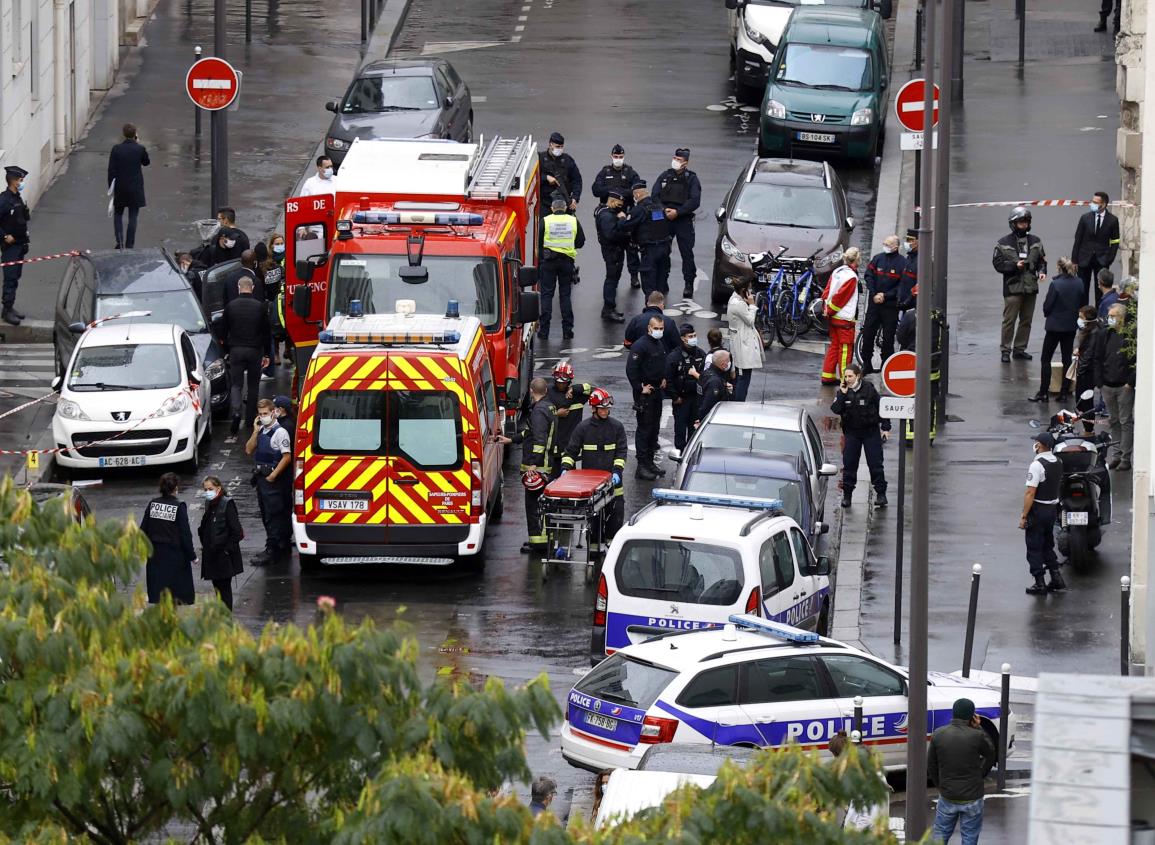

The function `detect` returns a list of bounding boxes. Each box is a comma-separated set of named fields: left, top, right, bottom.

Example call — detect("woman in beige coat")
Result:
left=727, top=278, right=764, bottom=401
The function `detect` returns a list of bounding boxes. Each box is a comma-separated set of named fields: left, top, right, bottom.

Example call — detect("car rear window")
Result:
left=683, top=472, right=803, bottom=525
left=313, top=388, right=462, bottom=468
left=698, top=424, right=803, bottom=458
left=615, top=539, right=744, bottom=606
left=575, top=654, right=677, bottom=710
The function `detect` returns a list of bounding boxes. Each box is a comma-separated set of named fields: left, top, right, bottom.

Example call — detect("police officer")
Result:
left=654, top=148, right=702, bottom=300
left=594, top=189, right=630, bottom=323
left=539, top=132, right=582, bottom=210
left=697, top=348, right=731, bottom=424
left=830, top=363, right=889, bottom=509
left=627, top=315, right=668, bottom=480
left=504, top=377, right=556, bottom=553
left=1021, top=431, right=1066, bottom=595
left=561, top=388, right=628, bottom=553
left=245, top=397, right=293, bottom=566
left=666, top=323, right=705, bottom=452
left=140, top=472, right=197, bottom=605
left=617, top=180, right=672, bottom=297
left=0, top=165, right=31, bottom=326
left=222, top=275, right=271, bottom=434
left=546, top=360, right=592, bottom=479
left=860, top=235, right=906, bottom=373
left=538, top=197, right=586, bottom=341
left=273, top=395, right=297, bottom=449
left=993, top=206, right=1048, bottom=363
left=591, top=144, right=641, bottom=289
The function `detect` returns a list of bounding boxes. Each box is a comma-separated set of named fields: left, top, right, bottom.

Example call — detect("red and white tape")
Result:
left=0, top=249, right=86, bottom=269
left=947, top=199, right=1138, bottom=209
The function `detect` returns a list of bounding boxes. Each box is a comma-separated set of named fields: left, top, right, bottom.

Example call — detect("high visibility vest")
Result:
left=543, top=213, right=578, bottom=259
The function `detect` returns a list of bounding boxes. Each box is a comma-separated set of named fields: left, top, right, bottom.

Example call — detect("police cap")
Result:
left=631, top=179, right=647, bottom=190
left=679, top=322, right=696, bottom=336
left=1032, top=431, right=1055, bottom=449
left=674, top=147, right=691, bottom=160
left=549, top=131, right=565, bottom=145
left=274, top=395, right=292, bottom=410
left=4, top=166, right=28, bottom=182
left=906, top=228, right=919, bottom=240
left=607, top=188, right=626, bottom=201
left=611, top=143, right=625, bottom=155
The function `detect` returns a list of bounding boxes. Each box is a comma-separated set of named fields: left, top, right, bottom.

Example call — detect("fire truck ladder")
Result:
left=466, top=135, right=534, bottom=200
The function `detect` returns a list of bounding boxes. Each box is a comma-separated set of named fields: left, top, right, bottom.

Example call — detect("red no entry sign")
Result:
left=881, top=351, right=918, bottom=397
left=895, top=79, right=940, bottom=133
left=186, top=57, right=240, bottom=111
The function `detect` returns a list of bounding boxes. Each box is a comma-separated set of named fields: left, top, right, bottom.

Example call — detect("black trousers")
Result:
left=639, top=241, right=671, bottom=297
left=590, top=496, right=625, bottom=554
left=669, top=216, right=697, bottom=287
left=212, top=577, right=234, bottom=610
left=229, top=345, right=264, bottom=424
left=635, top=391, right=663, bottom=465
left=255, top=475, right=292, bottom=555
left=113, top=205, right=141, bottom=249
left=1, top=242, right=26, bottom=307
left=859, top=304, right=899, bottom=373
left=842, top=428, right=886, bottom=494
left=672, top=396, right=698, bottom=451
left=1025, top=503, right=1059, bottom=577
left=524, top=486, right=545, bottom=545
left=1038, top=330, right=1076, bottom=396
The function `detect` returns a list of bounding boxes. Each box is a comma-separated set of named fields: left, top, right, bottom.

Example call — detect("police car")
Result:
left=562, top=615, right=1016, bottom=773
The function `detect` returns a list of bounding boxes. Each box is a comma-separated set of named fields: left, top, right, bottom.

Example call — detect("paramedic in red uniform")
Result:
left=821, top=247, right=862, bottom=385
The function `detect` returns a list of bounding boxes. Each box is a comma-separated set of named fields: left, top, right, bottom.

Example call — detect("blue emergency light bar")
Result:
left=651, top=488, right=783, bottom=513
left=727, top=614, right=820, bottom=643
left=319, top=328, right=461, bottom=345
left=350, top=211, right=485, bottom=226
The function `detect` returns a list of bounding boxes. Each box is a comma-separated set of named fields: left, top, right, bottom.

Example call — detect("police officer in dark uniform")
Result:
left=546, top=360, right=592, bottom=479
left=245, top=397, right=293, bottom=566
left=594, top=189, right=630, bottom=323
left=140, top=472, right=197, bottom=605
left=1021, top=431, right=1066, bottom=595
left=617, top=180, right=672, bottom=297
left=654, top=148, right=702, bottom=300
left=591, top=144, right=641, bottom=289
left=0, top=165, right=32, bottom=326
left=627, top=315, right=669, bottom=480
left=697, top=349, right=732, bottom=424
left=502, top=377, right=557, bottom=553
left=539, top=132, right=583, bottom=210
left=222, top=275, right=271, bottom=434
left=561, top=387, right=628, bottom=553
left=860, top=235, right=906, bottom=373
left=666, top=323, right=706, bottom=452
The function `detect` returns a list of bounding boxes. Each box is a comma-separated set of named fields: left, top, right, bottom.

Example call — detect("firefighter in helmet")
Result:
left=561, top=388, right=628, bottom=552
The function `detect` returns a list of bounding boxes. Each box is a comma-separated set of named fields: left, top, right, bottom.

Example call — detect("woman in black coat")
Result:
left=197, top=475, right=245, bottom=610
left=1032, top=257, right=1084, bottom=403
left=140, top=472, right=196, bottom=605
left=1073, top=305, right=1102, bottom=424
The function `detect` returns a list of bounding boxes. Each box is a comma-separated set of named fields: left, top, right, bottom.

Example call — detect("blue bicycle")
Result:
left=750, top=247, right=790, bottom=349
left=752, top=248, right=823, bottom=348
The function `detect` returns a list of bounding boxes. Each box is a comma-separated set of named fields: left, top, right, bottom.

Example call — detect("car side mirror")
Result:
left=715, top=206, right=726, bottom=222
left=292, top=286, right=312, bottom=319
left=813, top=555, right=832, bottom=577
left=325, top=99, right=340, bottom=113
left=51, top=376, right=62, bottom=391
left=68, top=321, right=86, bottom=334
left=818, top=463, right=837, bottom=477
left=847, top=216, right=855, bottom=230
left=517, top=291, right=540, bottom=325
left=188, top=369, right=204, bottom=386
left=519, top=266, right=539, bottom=288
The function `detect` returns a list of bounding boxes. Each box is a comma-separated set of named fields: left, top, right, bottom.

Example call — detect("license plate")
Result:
left=797, top=131, right=836, bottom=143
left=585, top=712, right=618, bottom=732
left=319, top=498, right=369, bottom=512
left=1065, top=511, right=1089, bottom=526
left=98, top=455, right=146, bottom=467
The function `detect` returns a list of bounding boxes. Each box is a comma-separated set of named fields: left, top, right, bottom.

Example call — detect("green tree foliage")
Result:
left=0, top=479, right=903, bottom=844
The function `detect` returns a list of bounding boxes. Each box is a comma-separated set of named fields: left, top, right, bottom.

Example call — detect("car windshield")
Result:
left=68, top=343, right=181, bottom=392
left=96, top=291, right=207, bottom=334
left=341, top=75, right=439, bottom=113
left=684, top=472, right=804, bottom=525
left=575, top=654, right=678, bottom=710
left=732, top=183, right=838, bottom=229
left=615, top=539, right=744, bottom=606
left=328, top=254, right=500, bottom=329
left=776, top=44, right=874, bottom=91
left=697, top=424, right=804, bottom=459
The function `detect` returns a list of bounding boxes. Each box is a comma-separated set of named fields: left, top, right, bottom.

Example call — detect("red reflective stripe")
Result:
left=569, top=725, right=634, bottom=751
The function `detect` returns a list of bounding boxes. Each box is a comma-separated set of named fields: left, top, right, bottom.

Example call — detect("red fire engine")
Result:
left=282, top=135, right=542, bottom=427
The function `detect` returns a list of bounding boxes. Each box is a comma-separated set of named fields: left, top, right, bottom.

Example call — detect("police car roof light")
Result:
left=651, top=488, right=784, bottom=513
left=350, top=210, right=484, bottom=226
left=319, top=328, right=461, bottom=345
left=727, top=614, right=820, bottom=643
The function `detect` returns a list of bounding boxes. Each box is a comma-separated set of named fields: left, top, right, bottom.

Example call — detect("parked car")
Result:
left=759, top=7, right=890, bottom=161
left=712, top=157, right=852, bottom=303
left=677, top=447, right=829, bottom=550
left=727, top=0, right=891, bottom=103
left=675, top=402, right=836, bottom=518
left=324, top=58, right=473, bottom=169
left=52, top=322, right=212, bottom=474
left=53, top=249, right=230, bottom=419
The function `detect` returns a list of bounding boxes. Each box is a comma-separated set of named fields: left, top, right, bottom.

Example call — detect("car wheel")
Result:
left=490, top=481, right=504, bottom=523
left=299, top=552, right=321, bottom=575
left=757, top=141, right=773, bottom=159
left=817, top=599, right=831, bottom=637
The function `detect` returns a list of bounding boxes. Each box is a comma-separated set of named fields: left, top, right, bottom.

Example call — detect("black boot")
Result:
left=682, top=285, right=694, bottom=299
left=630, top=273, right=641, bottom=289
left=1025, top=574, right=1049, bottom=595
left=230, top=416, right=241, bottom=435
left=841, top=493, right=852, bottom=508
left=874, top=492, right=888, bottom=509
left=1048, top=570, right=1067, bottom=592
left=601, top=306, right=625, bottom=323
left=1094, top=16, right=1107, bottom=31
left=1029, top=392, right=1049, bottom=403
left=1001, top=351, right=1011, bottom=363
left=1, top=307, right=20, bottom=326
left=251, top=551, right=274, bottom=567
left=635, top=464, right=659, bottom=480
left=8, top=305, right=25, bottom=320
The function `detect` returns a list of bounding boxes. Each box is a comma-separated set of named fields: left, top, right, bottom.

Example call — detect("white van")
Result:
left=589, top=489, right=831, bottom=663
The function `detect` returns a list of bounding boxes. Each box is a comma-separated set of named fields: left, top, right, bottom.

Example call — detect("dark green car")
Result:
left=758, top=7, right=889, bottom=161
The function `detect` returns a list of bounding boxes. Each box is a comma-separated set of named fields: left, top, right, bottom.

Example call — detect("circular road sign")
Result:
left=894, top=79, right=940, bottom=134
left=186, top=57, right=240, bottom=111
left=881, top=351, right=918, bottom=398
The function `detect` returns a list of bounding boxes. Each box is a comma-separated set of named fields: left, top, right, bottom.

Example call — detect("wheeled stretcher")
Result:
left=539, top=469, right=615, bottom=579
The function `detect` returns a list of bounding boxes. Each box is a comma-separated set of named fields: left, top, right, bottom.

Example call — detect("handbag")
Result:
left=1065, top=355, right=1079, bottom=382
left=106, top=179, right=115, bottom=218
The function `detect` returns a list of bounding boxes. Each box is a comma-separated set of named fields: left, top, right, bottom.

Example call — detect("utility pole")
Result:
left=210, top=0, right=229, bottom=214
left=933, top=0, right=956, bottom=423
left=951, top=0, right=965, bottom=100
left=907, top=0, right=936, bottom=836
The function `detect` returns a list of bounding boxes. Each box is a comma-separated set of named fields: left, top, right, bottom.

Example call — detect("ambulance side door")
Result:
left=284, top=194, right=334, bottom=368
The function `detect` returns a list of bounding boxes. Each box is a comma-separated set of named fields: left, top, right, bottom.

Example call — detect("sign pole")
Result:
left=933, top=0, right=957, bottom=424
left=211, top=0, right=229, bottom=214
left=894, top=417, right=905, bottom=645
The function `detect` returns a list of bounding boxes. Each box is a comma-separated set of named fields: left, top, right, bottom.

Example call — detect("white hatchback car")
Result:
left=52, top=322, right=210, bottom=472
left=562, top=615, right=1016, bottom=774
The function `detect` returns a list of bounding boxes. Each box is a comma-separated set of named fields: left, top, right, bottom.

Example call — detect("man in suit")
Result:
left=107, top=123, right=150, bottom=249
left=1071, top=191, right=1120, bottom=307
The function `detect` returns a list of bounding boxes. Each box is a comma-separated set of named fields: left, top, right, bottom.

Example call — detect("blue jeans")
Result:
left=933, top=796, right=983, bottom=845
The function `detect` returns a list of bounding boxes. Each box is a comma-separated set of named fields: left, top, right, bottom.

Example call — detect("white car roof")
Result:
left=594, top=770, right=715, bottom=828
left=626, top=501, right=797, bottom=540
left=78, top=322, right=180, bottom=347
left=616, top=625, right=855, bottom=671
left=705, top=401, right=805, bottom=430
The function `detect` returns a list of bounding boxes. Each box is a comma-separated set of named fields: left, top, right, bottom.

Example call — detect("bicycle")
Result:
left=768, top=249, right=823, bottom=348
left=750, top=246, right=791, bottom=349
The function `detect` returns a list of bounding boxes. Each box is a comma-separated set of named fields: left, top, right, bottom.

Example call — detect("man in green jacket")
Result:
left=928, top=698, right=998, bottom=844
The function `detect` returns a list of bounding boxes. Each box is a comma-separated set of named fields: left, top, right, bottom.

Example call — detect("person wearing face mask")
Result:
left=626, top=316, right=670, bottom=479
left=654, top=148, right=702, bottom=300
left=560, top=388, right=628, bottom=552
left=202, top=227, right=246, bottom=268
left=216, top=207, right=250, bottom=252
left=993, top=206, right=1047, bottom=363
left=0, top=165, right=31, bottom=326
left=1072, top=192, right=1120, bottom=306
left=545, top=361, right=592, bottom=479
left=538, top=132, right=582, bottom=211
left=175, top=251, right=207, bottom=299
left=1032, top=256, right=1084, bottom=404
left=623, top=292, right=679, bottom=352
left=1072, top=305, right=1102, bottom=425
left=1021, top=432, right=1065, bottom=595
left=594, top=190, right=630, bottom=323
left=859, top=235, right=905, bottom=373
left=726, top=278, right=763, bottom=401
left=1095, top=269, right=1118, bottom=321
left=592, top=145, right=641, bottom=289
left=697, top=348, right=732, bottom=425
left=140, top=473, right=197, bottom=605
left=197, top=475, right=244, bottom=609
left=821, top=248, right=862, bottom=385
left=831, top=364, right=889, bottom=509
left=898, top=229, right=919, bottom=313
left=616, top=181, right=673, bottom=297
left=666, top=323, right=706, bottom=452
left=273, top=395, right=297, bottom=450
left=245, top=397, right=294, bottom=566
left=537, top=196, right=586, bottom=341
left=302, top=155, right=337, bottom=197
left=1093, top=303, right=1136, bottom=470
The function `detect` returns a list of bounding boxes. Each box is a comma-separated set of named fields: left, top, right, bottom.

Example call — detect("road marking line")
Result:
left=518, top=15, right=527, bottom=20
left=515, top=24, right=525, bottom=31
left=512, top=34, right=522, bottom=41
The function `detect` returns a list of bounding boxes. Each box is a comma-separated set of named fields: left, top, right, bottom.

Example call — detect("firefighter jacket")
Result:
left=823, top=264, right=860, bottom=325
left=561, top=414, right=628, bottom=496
left=513, top=397, right=557, bottom=472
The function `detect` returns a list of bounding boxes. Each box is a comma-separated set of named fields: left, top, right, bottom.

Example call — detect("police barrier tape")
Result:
left=945, top=199, right=1138, bottom=209
left=0, top=382, right=202, bottom=457
left=0, top=248, right=87, bottom=268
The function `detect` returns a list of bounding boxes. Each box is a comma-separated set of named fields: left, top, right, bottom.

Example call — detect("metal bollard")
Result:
left=850, top=729, right=862, bottom=745
left=997, top=663, right=1011, bottom=791
left=245, top=0, right=253, bottom=42
left=961, top=564, right=982, bottom=678
left=1016, top=0, right=1026, bottom=64
left=193, top=46, right=203, bottom=138
left=853, top=695, right=863, bottom=735
left=361, top=0, right=368, bottom=41
left=1121, top=576, right=1131, bottom=676
left=915, top=2, right=924, bottom=70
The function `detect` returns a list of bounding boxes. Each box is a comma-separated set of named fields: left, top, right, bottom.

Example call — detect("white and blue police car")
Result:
left=562, top=614, right=1016, bottom=773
